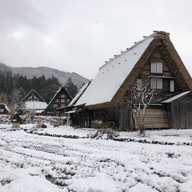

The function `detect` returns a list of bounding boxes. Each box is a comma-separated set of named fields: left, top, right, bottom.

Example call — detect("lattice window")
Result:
left=151, top=78, right=163, bottom=89
left=151, top=62, right=163, bottom=74
left=61, top=99, right=65, bottom=103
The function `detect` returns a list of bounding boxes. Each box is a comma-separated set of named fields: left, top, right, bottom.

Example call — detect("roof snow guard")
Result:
left=99, top=31, right=170, bottom=72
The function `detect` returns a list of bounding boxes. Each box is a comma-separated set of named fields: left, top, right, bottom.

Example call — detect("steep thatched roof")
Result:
left=75, top=31, right=192, bottom=109
left=23, top=89, right=45, bottom=102
left=45, top=86, right=72, bottom=111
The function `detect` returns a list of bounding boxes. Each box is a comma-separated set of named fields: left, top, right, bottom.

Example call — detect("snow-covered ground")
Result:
left=0, top=123, right=192, bottom=192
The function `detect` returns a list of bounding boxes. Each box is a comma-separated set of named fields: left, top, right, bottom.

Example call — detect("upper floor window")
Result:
left=61, top=99, right=65, bottom=103
left=53, top=104, right=58, bottom=108
left=151, top=78, right=163, bottom=89
left=151, top=61, right=163, bottom=74
left=61, top=94, right=65, bottom=98
left=170, top=80, right=175, bottom=92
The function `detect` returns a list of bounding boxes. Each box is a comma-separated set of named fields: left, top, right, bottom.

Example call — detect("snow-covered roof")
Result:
left=69, top=81, right=91, bottom=106
left=76, top=35, right=154, bottom=106
left=0, top=103, right=10, bottom=112
left=46, top=86, right=72, bottom=110
left=161, top=91, right=191, bottom=103
left=25, top=101, right=47, bottom=110
left=23, top=89, right=45, bottom=102
left=5, top=104, right=10, bottom=112
left=34, top=109, right=45, bottom=113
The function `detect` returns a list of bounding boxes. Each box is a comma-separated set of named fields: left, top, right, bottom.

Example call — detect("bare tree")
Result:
left=125, top=78, right=155, bottom=135
left=11, top=87, right=26, bottom=114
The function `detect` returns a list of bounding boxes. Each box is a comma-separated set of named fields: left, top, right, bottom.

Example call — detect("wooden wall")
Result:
left=165, top=93, right=192, bottom=129
left=133, top=108, right=169, bottom=129
left=139, top=47, right=183, bottom=103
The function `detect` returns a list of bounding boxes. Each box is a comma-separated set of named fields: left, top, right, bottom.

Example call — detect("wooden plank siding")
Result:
left=169, top=94, right=192, bottom=129
left=133, top=109, right=170, bottom=129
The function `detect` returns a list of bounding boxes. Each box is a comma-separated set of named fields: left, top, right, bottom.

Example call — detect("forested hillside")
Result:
left=0, top=70, right=78, bottom=106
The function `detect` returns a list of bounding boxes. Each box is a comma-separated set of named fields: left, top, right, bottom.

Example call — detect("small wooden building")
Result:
left=0, top=103, right=10, bottom=115
left=68, top=31, right=192, bottom=130
left=11, top=113, right=22, bottom=128
left=162, top=91, right=192, bottom=128
left=23, top=89, right=47, bottom=114
left=45, top=87, right=73, bottom=116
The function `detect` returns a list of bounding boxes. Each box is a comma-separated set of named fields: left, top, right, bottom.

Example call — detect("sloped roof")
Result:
left=161, top=91, right=191, bottom=103
left=0, top=103, right=10, bottom=112
left=68, top=81, right=91, bottom=106
left=11, top=113, right=22, bottom=122
left=45, top=86, right=72, bottom=110
left=23, top=89, right=45, bottom=102
left=75, top=31, right=192, bottom=109
left=25, top=101, right=47, bottom=110
left=76, top=35, right=154, bottom=107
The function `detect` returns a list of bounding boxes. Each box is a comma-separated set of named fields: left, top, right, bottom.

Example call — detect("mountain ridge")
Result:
left=0, top=62, right=89, bottom=89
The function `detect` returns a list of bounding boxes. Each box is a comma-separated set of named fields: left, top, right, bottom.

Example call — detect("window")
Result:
left=170, top=80, right=174, bottom=92
left=151, top=62, right=163, bottom=74
left=53, top=104, right=58, bottom=108
left=56, top=99, right=59, bottom=103
left=61, top=104, right=65, bottom=107
left=61, top=99, right=65, bottom=103
left=151, top=78, right=163, bottom=89
left=0, top=109, right=4, bottom=112
left=61, top=94, right=65, bottom=98
left=136, top=79, right=142, bottom=91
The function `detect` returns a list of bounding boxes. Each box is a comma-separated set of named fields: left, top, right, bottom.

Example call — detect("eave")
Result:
left=157, top=38, right=192, bottom=91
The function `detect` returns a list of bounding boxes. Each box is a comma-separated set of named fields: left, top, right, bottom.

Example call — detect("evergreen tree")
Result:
left=17, top=76, right=29, bottom=92
left=40, top=84, right=60, bottom=103
left=0, top=71, right=5, bottom=92
left=5, top=71, right=13, bottom=96
left=65, top=77, right=78, bottom=97
left=0, top=70, right=62, bottom=105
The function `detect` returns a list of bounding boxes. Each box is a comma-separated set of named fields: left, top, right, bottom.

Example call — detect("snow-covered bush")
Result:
left=89, top=128, right=119, bottom=140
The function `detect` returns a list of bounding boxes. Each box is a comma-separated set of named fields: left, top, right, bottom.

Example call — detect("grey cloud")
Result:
left=0, top=0, right=191, bottom=79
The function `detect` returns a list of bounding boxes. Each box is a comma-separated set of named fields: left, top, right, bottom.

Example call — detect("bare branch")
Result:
left=124, top=77, right=155, bottom=134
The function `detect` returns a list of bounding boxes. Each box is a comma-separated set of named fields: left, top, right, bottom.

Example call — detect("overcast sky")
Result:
left=0, top=0, right=191, bottom=79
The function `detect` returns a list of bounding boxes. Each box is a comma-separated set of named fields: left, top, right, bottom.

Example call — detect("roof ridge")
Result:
left=99, top=35, right=155, bottom=73
left=99, top=31, right=170, bottom=72
left=23, top=89, right=45, bottom=102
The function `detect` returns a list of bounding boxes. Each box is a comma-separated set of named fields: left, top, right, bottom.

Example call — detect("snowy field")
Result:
left=0, top=123, right=192, bottom=192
